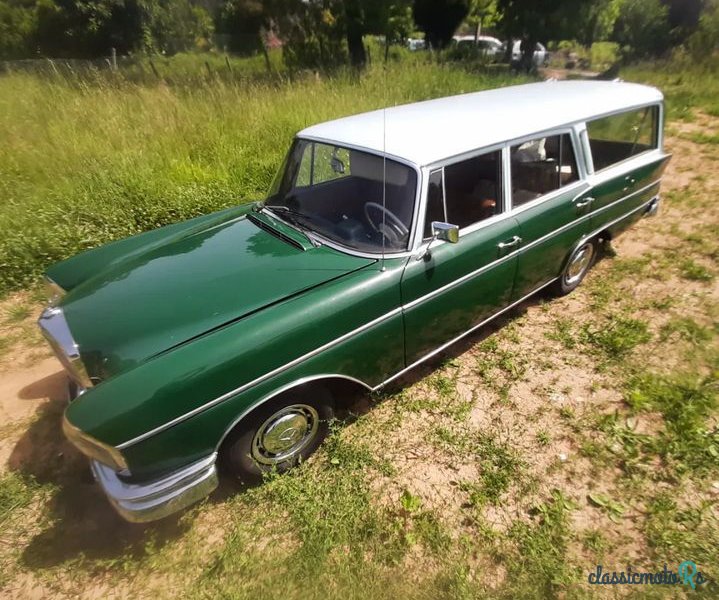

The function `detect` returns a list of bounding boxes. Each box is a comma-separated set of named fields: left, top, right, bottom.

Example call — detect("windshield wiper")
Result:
left=263, top=205, right=321, bottom=248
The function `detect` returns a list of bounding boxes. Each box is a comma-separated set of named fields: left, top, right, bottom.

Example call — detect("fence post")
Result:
left=111, top=47, right=117, bottom=71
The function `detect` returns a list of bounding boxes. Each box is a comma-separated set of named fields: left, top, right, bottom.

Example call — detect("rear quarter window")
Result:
left=587, top=106, right=659, bottom=171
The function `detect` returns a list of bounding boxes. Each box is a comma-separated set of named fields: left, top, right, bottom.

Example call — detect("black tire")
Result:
left=220, top=384, right=335, bottom=484
left=554, top=238, right=597, bottom=296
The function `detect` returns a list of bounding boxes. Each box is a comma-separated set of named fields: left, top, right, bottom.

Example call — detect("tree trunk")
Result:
left=346, top=27, right=366, bottom=68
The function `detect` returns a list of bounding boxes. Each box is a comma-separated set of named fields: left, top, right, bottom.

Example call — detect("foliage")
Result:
left=465, top=0, right=499, bottom=38
left=0, top=0, right=213, bottom=59
left=412, top=0, right=470, bottom=49
left=217, top=0, right=267, bottom=54
left=612, top=0, right=670, bottom=59
left=144, top=0, right=213, bottom=55
left=0, top=0, right=36, bottom=58
left=686, top=0, right=719, bottom=61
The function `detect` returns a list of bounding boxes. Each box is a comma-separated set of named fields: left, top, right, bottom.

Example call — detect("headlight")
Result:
left=62, top=414, right=128, bottom=471
left=38, top=306, right=93, bottom=389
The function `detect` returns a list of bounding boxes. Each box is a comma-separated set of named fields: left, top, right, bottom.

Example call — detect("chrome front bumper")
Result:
left=91, top=454, right=219, bottom=523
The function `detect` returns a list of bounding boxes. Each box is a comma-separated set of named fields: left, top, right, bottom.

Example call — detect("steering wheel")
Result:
left=364, top=202, right=409, bottom=245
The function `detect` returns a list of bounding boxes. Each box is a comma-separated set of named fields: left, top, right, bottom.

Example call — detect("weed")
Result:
left=461, top=433, right=524, bottom=507
left=660, top=316, right=713, bottom=344
left=625, top=372, right=718, bottom=476
left=680, top=258, right=714, bottom=281
left=536, top=430, right=551, bottom=446
left=0, top=472, right=39, bottom=530
left=3, top=304, right=32, bottom=323
left=580, top=316, right=651, bottom=360
left=546, top=317, right=577, bottom=349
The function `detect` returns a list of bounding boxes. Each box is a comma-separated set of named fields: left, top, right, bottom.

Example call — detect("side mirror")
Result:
left=415, top=221, right=460, bottom=261
left=431, top=221, right=459, bottom=244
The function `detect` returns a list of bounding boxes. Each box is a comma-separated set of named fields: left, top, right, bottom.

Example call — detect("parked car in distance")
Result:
left=453, top=35, right=505, bottom=60
left=40, top=81, right=670, bottom=523
left=406, top=38, right=426, bottom=51
left=511, top=39, right=549, bottom=67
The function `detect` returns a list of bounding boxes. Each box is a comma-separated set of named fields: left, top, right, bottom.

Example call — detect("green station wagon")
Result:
left=39, top=81, right=670, bottom=522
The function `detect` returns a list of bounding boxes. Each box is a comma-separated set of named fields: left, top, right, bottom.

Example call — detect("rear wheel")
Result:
left=554, top=239, right=597, bottom=296
left=220, top=385, right=334, bottom=484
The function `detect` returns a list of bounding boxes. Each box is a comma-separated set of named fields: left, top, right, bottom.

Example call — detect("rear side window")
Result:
left=510, top=133, right=579, bottom=208
left=587, top=106, right=658, bottom=171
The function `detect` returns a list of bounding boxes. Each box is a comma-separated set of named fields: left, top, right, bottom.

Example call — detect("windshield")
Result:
left=266, top=139, right=418, bottom=253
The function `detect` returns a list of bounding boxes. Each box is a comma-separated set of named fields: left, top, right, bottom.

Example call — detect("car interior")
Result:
left=511, top=133, right=578, bottom=207
left=273, top=144, right=417, bottom=252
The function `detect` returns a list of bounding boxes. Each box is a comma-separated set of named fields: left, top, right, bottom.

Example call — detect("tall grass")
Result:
left=0, top=55, right=525, bottom=293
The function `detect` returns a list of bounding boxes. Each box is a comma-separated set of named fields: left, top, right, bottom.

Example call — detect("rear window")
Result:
left=587, top=106, right=659, bottom=171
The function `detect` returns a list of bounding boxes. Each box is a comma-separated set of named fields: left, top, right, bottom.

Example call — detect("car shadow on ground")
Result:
left=8, top=372, right=241, bottom=570
left=339, top=244, right=612, bottom=419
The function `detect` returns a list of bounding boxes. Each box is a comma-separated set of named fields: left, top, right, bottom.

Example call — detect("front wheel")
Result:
left=554, top=239, right=597, bottom=296
left=220, top=385, right=335, bottom=484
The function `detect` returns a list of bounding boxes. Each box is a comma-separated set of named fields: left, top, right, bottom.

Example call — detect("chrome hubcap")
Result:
left=564, top=243, right=594, bottom=285
left=251, top=404, right=319, bottom=465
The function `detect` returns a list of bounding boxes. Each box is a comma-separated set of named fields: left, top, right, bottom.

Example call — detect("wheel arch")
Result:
left=214, top=374, right=372, bottom=453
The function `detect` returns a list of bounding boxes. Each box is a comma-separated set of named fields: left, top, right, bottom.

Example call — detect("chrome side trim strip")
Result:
left=521, top=178, right=661, bottom=253
left=117, top=185, right=662, bottom=450
left=117, top=307, right=403, bottom=449
left=374, top=277, right=558, bottom=390
left=403, top=178, right=661, bottom=312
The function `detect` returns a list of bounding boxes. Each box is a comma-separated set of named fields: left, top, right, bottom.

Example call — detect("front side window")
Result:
left=422, top=150, right=503, bottom=235
left=267, top=140, right=417, bottom=252
left=510, top=133, right=579, bottom=208
left=444, top=150, right=503, bottom=229
left=587, top=106, right=659, bottom=171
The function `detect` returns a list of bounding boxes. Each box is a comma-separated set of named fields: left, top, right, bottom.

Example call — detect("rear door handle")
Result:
left=575, top=196, right=594, bottom=210
left=497, top=236, right=522, bottom=251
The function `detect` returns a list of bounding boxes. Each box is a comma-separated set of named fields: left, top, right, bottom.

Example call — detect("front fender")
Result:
left=65, top=257, right=406, bottom=480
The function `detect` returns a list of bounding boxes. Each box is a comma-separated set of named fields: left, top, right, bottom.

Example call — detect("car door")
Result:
left=584, top=105, right=671, bottom=233
left=509, top=131, right=593, bottom=299
left=401, top=148, right=521, bottom=365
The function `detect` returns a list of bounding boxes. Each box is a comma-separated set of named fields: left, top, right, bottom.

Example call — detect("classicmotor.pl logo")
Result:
left=588, top=561, right=709, bottom=589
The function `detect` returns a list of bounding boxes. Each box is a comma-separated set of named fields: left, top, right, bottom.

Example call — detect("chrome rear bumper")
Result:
left=91, top=454, right=219, bottom=523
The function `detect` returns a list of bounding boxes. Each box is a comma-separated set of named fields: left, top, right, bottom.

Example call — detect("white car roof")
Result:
left=298, top=80, right=663, bottom=167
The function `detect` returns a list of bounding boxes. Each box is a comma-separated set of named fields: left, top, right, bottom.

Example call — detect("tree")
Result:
left=34, top=0, right=145, bottom=57
left=217, top=0, right=267, bottom=54
left=413, top=0, right=470, bottom=49
left=0, top=0, right=37, bottom=58
left=612, top=0, right=670, bottom=57
left=146, top=0, right=214, bottom=55
left=466, top=0, right=498, bottom=41
left=497, top=0, right=594, bottom=69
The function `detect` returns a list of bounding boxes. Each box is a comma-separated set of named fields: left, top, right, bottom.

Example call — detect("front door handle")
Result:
left=623, top=176, right=636, bottom=192
left=575, top=196, right=594, bottom=210
left=497, top=236, right=522, bottom=252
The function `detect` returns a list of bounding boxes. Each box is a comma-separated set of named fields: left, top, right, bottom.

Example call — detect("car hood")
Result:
left=58, top=213, right=374, bottom=379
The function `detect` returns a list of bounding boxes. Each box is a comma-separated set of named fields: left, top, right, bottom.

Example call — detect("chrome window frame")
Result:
left=292, top=135, right=424, bottom=259
left=584, top=102, right=664, bottom=176
left=416, top=140, right=509, bottom=242
left=505, top=126, right=588, bottom=215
